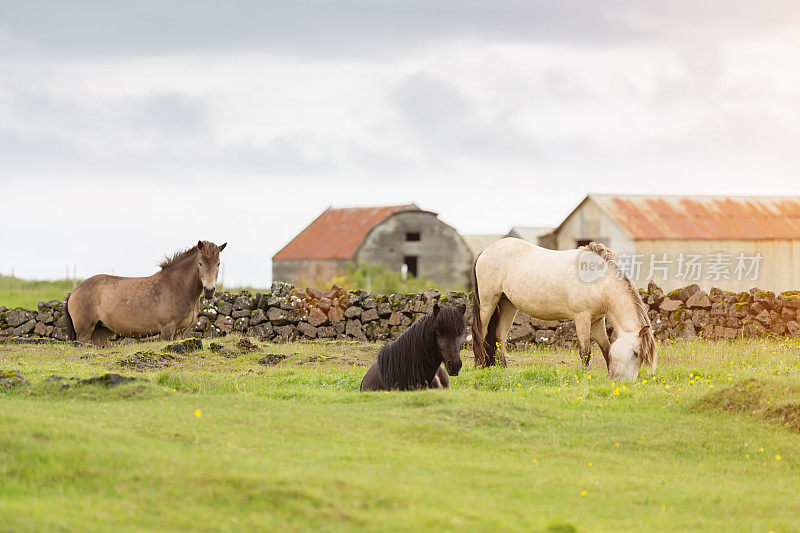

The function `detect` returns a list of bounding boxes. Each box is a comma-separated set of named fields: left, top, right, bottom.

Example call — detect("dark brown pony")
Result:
left=360, top=304, right=467, bottom=391
left=64, top=241, right=226, bottom=345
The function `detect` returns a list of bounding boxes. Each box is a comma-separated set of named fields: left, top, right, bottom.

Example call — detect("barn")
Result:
left=272, top=204, right=472, bottom=288
left=553, top=194, right=800, bottom=292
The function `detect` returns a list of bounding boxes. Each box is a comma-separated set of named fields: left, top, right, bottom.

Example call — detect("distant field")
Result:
left=0, top=276, right=75, bottom=309
left=2, top=337, right=799, bottom=531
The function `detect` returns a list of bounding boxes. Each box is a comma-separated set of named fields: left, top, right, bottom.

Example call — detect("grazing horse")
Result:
left=64, top=241, right=227, bottom=345
left=361, top=304, right=467, bottom=391
left=472, top=238, right=656, bottom=381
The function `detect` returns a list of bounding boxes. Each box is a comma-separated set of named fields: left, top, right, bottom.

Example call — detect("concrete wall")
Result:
left=556, top=199, right=634, bottom=253
left=272, top=259, right=349, bottom=287
left=356, top=211, right=472, bottom=289
left=633, top=239, right=800, bottom=293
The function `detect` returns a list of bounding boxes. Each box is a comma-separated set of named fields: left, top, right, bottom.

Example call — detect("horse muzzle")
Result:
left=446, top=359, right=462, bottom=376
left=203, top=287, right=216, bottom=299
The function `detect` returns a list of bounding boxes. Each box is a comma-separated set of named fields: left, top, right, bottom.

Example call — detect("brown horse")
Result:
left=64, top=241, right=226, bottom=344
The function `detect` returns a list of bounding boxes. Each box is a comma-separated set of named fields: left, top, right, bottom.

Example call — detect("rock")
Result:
left=165, top=338, right=203, bottom=354
left=307, top=307, right=329, bottom=327
left=306, top=287, right=323, bottom=299
left=297, top=322, right=318, bottom=338
left=508, top=323, right=534, bottom=343
left=249, top=309, right=267, bottom=325
left=327, top=307, right=344, bottom=325
left=5, top=308, right=36, bottom=328
left=659, top=298, right=682, bottom=312
left=33, top=322, right=54, bottom=337
left=0, top=369, right=29, bottom=388
left=361, top=308, right=379, bottom=323
left=672, top=284, right=700, bottom=302
left=361, top=297, right=377, bottom=309
left=79, top=373, right=142, bottom=387
left=36, top=311, right=55, bottom=325
left=13, top=319, right=36, bottom=336
left=217, top=301, right=234, bottom=316
left=233, top=317, right=249, bottom=331
left=250, top=323, right=274, bottom=341
left=317, top=326, right=337, bottom=338
left=388, top=312, right=411, bottom=328
left=231, top=309, right=251, bottom=319
left=236, top=338, right=259, bottom=352
left=345, top=319, right=365, bottom=340
left=215, top=315, right=234, bottom=333
left=259, top=353, right=288, bottom=366
left=555, top=321, right=577, bottom=343
left=344, top=306, right=362, bottom=319
left=686, top=291, right=712, bottom=309
left=268, top=307, right=296, bottom=326
left=199, top=307, right=218, bottom=319
left=316, top=297, right=333, bottom=312
left=531, top=318, right=560, bottom=329
left=786, top=321, right=800, bottom=337
left=194, top=316, right=210, bottom=331
left=535, top=329, right=555, bottom=344
left=209, top=342, right=224, bottom=353
left=377, top=302, right=392, bottom=318
left=674, top=321, right=697, bottom=340
left=233, top=296, right=254, bottom=311
left=274, top=325, right=297, bottom=343
left=118, top=351, right=179, bottom=370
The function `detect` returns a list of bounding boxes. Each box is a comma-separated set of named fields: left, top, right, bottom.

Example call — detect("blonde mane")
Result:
left=583, top=242, right=657, bottom=369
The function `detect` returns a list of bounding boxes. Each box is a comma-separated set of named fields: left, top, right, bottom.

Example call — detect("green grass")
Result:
left=2, top=337, right=800, bottom=531
left=0, top=275, right=75, bottom=309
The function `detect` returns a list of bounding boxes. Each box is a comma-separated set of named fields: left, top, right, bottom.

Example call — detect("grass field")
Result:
left=0, top=276, right=75, bottom=309
left=2, top=337, right=800, bottom=532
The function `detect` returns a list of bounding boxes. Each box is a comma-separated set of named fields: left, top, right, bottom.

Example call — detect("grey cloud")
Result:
left=3, top=1, right=797, bottom=60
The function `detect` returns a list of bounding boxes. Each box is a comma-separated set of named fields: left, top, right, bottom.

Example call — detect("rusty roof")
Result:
left=273, top=204, right=418, bottom=260
left=587, top=194, right=800, bottom=240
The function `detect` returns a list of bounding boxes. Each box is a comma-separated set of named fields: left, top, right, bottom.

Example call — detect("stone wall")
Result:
left=2, top=282, right=800, bottom=345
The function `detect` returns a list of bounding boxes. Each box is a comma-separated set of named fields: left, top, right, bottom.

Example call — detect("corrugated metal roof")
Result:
left=590, top=194, right=800, bottom=240
left=506, top=226, right=553, bottom=242
left=273, top=205, right=416, bottom=260
left=462, top=234, right=504, bottom=256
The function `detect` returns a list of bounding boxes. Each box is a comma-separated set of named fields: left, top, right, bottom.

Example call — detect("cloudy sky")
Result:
left=2, top=1, right=799, bottom=286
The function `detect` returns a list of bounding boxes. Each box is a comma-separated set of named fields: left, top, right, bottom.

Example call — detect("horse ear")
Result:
left=457, top=303, right=466, bottom=315
left=639, top=325, right=650, bottom=337
left=433, top=303, right=440, bottom=316
left=218, top=242, right=227, bottom=251
left=197, top=240, right=204, bottom=250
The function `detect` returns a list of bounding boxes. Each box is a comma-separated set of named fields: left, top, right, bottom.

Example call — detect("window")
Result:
left=404, top=256, right=418, bottom=277
left=405, top=232, right=420, bottom=242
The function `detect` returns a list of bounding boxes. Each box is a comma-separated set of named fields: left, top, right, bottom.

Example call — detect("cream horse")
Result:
left=472, top=238, right=656, bottom=381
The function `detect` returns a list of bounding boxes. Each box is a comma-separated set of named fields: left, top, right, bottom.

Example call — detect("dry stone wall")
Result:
left=2, top=281, right=800, bottom=345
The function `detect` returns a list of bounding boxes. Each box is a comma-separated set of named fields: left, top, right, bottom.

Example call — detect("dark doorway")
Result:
left=404, top=256, right=418, bottom=277
left=406, top=232, right=420, bottom=242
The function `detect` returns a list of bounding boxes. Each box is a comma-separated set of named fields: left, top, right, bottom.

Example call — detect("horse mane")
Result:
left=583, top=242, right=658, bottom=369
left=377, top=306, right=464, bottom=389
left=158, top=245, right=199, bottom=269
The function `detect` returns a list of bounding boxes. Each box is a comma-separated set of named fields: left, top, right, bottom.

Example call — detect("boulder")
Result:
left=249, top=309, right=267, bottom=325
left=5, top=308, right=36, bottom=328
left=297, top=322, right=318, bottom=338
left=327, top=307, right=344, bottom=325
left=659, top=298, right=682, bottom=312
left=361, top=308, right=379, bottom=323
left=686, top=291, right=712, bottom=309
left=268, top=307, right=296, bottom=326
left=307, top=307, right=329, bottom=327
left=165, top=338, right=203, bottom=354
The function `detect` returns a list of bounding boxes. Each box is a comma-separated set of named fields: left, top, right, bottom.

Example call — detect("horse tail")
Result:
left=64, top=294, right=77, bottom=341
left=471, top=255, right=498, bottom=368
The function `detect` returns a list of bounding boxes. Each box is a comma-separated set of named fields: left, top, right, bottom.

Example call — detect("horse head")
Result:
left=197, top=240, right=227, bottom=299
left=431, top=303, right=467, bottom=376
left=608, top=325, right=656, bottom=381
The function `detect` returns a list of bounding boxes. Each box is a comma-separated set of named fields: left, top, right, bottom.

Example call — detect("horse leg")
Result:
left=160, top=324, right=176, bottom=341
left=91, top=324, right=115, bottom=346
left=431, top=366, right=450, bottom=389
left=477, top=292, right=502, bottom=367
left=591, top=316, right=612, bottom=368
left=495, top=298, right=518, bottom=367
left=574, top=312, right=593, bottom=366
left=74, top=320, right=96, bottom=344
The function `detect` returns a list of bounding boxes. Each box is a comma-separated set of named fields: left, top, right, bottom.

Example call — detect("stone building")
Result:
left=272, top=204, right=472, bottom=288
left=551, top=194, right=800, bottom=292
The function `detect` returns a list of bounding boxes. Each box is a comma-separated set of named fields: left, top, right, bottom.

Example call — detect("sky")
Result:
left=1, top=1, right=799, bottom=287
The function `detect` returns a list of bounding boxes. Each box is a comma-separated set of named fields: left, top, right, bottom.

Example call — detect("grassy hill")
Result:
left=2, top=337, right=799, bottom=531
left=0, top=275, right=75, bottom=309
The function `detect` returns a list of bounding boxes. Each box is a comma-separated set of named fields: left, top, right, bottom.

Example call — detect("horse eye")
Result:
left=217, top=263, right=220, bottom=267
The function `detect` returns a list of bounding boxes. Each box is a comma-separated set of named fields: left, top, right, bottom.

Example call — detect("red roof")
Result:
left=273, top=205, right=415, bottom=260
left=589, top=195, right=800, bottom=240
